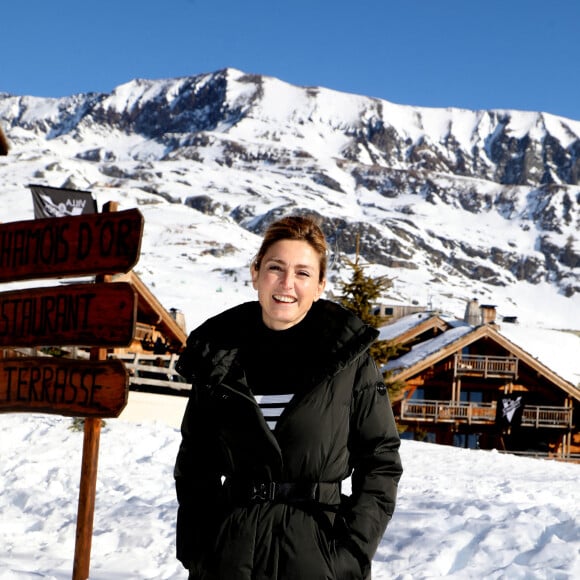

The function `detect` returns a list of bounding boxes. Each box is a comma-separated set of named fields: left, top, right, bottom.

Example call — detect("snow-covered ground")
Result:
left=1, top=395, right=579, bottom=579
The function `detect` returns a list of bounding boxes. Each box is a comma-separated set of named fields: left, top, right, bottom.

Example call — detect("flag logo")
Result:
left=29, top=184, right=97, bottom=219
left=496, top=395, right=525, bottom=428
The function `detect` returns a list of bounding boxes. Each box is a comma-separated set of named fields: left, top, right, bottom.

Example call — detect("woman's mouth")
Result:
left=273, top=295, right=296, bottom=304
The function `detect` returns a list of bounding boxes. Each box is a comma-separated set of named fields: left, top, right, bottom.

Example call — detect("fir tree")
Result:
left=337, top=250, right=403, bottom=400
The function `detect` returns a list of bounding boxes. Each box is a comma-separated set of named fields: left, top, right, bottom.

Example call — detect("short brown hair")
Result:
left=253, top=215, right=328, bottom=282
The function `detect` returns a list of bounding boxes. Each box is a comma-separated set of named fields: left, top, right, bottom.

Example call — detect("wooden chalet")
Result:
left=112, top=271, right=187, bottom=355
left=107, top=272, right=190, bottom=395
left=1, top=271, right=189, bottom=395
left=381, top=299, right=580, bottom=461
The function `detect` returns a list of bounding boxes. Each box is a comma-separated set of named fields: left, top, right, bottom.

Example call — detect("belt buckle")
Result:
left=250, top=481, right=277, bottom=501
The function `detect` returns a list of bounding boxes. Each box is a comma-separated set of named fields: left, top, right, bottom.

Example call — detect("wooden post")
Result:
left=72, top=201, right=119, bottom=579
left=72, top=311, right=111, bottom=579
left=72, top=413, right=102, bottom=579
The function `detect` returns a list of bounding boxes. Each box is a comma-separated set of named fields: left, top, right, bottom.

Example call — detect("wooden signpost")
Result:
left=0, top=282, right=137, bottom=347
left=0, top=208, right=143, bottom=282
left=0, top=357, right=128, bottom=417
left=0, top=201, right=144, bottom=580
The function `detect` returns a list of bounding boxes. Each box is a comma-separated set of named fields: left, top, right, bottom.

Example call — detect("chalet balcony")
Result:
left=400, top=399, right=574, bottom=429
left=453, top=354, right=518, bottom=379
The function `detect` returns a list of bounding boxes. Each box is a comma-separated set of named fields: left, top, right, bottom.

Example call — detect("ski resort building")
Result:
left=381, top=299, right=580, bottom=462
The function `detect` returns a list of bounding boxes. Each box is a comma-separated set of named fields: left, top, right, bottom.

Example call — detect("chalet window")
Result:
left=410, top=388, right=425, bottom=400
left=460, top=391, right=483, bottom=403
left=453, top=433, right=480, bottom=449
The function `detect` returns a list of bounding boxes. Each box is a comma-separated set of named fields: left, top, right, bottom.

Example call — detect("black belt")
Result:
left=227, top=480, right=341, bottom=504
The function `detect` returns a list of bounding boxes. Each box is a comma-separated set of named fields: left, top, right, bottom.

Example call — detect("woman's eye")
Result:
left=297, top=271, right=310, bottom=277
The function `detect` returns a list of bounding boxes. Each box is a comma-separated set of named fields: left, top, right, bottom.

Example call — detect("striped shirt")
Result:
left=254, top=393, right=293, bottom=430
left=244, top=313, right=317, bottom=431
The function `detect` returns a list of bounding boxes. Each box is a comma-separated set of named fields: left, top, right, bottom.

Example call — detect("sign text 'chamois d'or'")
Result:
left=0, top=208, right=143, bottom=282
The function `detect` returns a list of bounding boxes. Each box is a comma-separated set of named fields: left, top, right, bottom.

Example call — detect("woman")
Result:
left=174, top=215, right=403, bottom=580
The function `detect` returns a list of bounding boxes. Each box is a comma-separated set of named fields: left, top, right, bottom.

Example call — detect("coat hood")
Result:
left=176, top=299, right=379, bottom=388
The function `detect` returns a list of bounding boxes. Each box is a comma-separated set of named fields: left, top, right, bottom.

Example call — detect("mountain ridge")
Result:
left=0, top=68, right=579, bottom=330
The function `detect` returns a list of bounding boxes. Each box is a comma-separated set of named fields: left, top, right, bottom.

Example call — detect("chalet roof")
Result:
left=499, top=324, right=580, bottom=388
left=378, top=311, right=456, bottom=345
left=382, top=313, right=580, bottom=402
left=113, top=271, right=187, bottom=351
left=384, top=323, right=473, bottom=371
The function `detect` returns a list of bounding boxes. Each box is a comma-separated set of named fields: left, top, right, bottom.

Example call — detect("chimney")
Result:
left=464, top=298, right=481, bottom=326
left=480, top=304, right=497, bottom=325
left=170, top=307, right=187, bottom=332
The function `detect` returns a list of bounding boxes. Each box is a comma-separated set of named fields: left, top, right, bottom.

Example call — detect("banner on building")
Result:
left=29, top=184, right=97, bottom=219
left=495, top=395, right=525, bottom=429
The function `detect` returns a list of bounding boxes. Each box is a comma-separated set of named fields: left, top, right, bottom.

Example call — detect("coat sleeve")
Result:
left=174, top=380, right=224, bottom=576
left=338, top=353, right=403, bottom=578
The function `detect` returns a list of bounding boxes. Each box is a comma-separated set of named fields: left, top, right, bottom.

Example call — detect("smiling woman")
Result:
left=173, top=214, right=403, bottom=580
left=250, top=238, right=326, bottom=330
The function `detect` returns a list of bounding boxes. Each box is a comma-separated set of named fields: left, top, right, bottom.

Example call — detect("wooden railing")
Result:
left=497, top=450, right=580, bottom=464
left=521, top=405, right=574, bottom=428
left=401, top=399, right=573, bottom=428
left=110, top=352, right=190, bottom=394
left=454, top=354, right=518, bottom=378
left=401, top=399, right=496, bottom=425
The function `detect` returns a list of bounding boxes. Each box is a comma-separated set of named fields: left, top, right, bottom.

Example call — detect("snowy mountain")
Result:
left=1, top=67, right=579, bottom=332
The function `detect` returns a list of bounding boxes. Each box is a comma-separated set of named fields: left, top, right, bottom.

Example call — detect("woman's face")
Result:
left=251, top=239, right=326, bottom=330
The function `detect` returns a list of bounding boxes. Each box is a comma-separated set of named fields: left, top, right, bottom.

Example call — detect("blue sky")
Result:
left=3, top=0, right=579, bottom=121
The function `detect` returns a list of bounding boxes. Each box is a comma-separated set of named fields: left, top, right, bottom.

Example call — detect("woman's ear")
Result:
left=250, top=264, right=259, bottom=290
left=315, top=279, right=326, bottom=301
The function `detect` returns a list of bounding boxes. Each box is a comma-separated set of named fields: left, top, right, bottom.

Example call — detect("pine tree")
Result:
left=337, top=249, right=403, bottom=400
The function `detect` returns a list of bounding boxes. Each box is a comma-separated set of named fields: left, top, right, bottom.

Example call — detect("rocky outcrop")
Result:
left=1, top=68, right=578, bottom=296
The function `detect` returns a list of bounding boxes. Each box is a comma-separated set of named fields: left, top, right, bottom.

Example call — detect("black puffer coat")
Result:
left=174, top=299, right=402, bottom=580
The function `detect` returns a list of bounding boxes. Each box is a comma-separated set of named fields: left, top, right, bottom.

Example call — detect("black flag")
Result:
left=496, top=395, right=525, bottom=429
left=29, top=184, right=97, bottom=219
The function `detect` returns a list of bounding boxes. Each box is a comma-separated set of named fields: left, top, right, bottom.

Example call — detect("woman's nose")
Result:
left=280, top=271, right=294, bottom=288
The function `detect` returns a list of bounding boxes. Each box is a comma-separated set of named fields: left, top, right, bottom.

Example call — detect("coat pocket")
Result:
left=331, top=543, right=364, bottom=580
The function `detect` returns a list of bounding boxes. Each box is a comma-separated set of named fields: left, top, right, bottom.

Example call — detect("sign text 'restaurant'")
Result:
left=0, top=282, right=137, bottom=347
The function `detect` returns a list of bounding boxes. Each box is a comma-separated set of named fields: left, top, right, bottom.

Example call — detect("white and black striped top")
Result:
left=253, top=393, right=293, bottom=430
left=244, top=313, right=318, bottom=431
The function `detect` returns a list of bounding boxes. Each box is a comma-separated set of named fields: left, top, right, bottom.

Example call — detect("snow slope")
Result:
left=1, top=408, right=578, bottom=579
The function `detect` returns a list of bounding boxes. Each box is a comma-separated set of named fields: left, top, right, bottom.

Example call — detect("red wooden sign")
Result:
left=0, top=357, right=128, bottom=418
left=0, top=208, right=143, bottom=282
left=0, top=282, right=137, bottom=347
left=0, top=202, right=143, bottom=579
